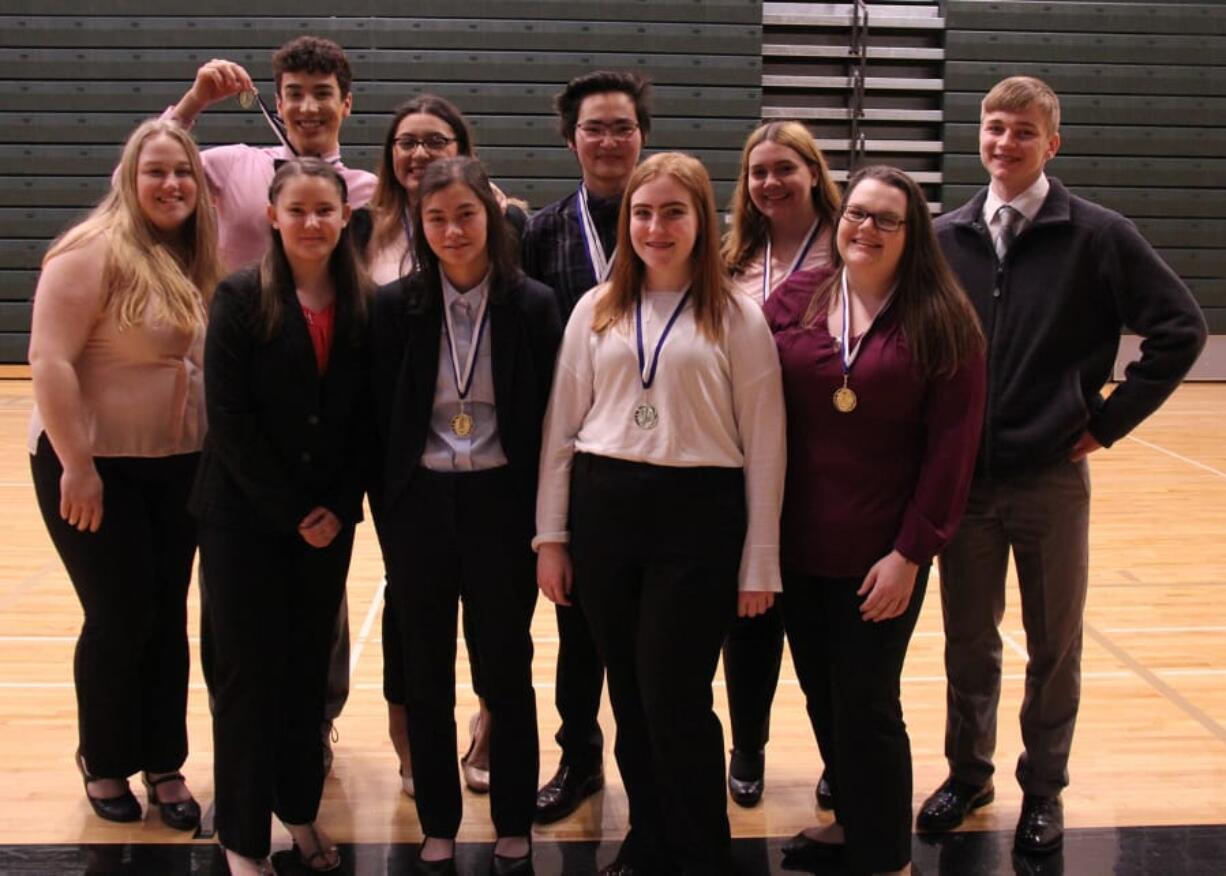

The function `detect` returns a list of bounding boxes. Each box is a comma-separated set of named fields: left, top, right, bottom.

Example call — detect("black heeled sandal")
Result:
left=289, top=823, right=341, bottom=873
left=74, top=749, right=141, bottom=823
left=142, top=771, right=201, bottom=831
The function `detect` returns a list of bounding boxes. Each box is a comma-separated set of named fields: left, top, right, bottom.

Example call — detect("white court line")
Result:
left=1126, top=435, right=1226, bottom=481
left=348, top=577, right=386, bottom=677
left=1000, top=630, right=1029, bottom=660
left=1101, top=626, right=1226, bottom=635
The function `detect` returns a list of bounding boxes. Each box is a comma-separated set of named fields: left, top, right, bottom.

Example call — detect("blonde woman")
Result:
left=720, top=120, right=842, bottom=808
left=28, top=119, right=221, bottom=828
left=535, top=152, right=785, bottom=875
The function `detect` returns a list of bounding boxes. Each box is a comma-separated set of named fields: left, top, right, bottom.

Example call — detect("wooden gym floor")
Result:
left=0, top=378, right=1224, bottom=874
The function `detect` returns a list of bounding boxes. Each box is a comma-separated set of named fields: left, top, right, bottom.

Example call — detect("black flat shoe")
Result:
left=74, top=750, right=140, bottom=823
left=916, top=776, right=995, bottom=832
left=728, top=748, right=765, bottom=808
left=780, top=830, right=844, bottom=869
left=142, top=772, right=201, bottom=832
left=815, top=770, right=835, bottom=810
left=1014, top=794, right=1064, bottom=855
left=534, top=763, right=604, bottom=824
left=491, top=841, right=534, bottom=875
left=413, top=851, right=458, bottom=875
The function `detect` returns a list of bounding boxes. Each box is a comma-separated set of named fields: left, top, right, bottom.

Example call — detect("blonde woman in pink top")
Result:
left=27, top=119, right=222, bottom=829
left=719, top=120, right=841, bottom=809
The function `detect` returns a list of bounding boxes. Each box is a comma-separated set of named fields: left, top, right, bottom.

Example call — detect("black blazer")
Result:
left=190, top=267, right=369, bottom=533
left=369, top=269, right=561, bottom=519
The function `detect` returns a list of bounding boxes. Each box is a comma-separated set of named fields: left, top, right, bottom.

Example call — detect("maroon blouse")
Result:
left=764, top=267, right=986, bottom=578
left=300, top=301, right=336, bottom=376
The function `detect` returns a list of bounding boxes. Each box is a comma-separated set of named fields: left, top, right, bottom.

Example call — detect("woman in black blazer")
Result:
left=192, top=158, right=369, bottom=876
left=370, top=157, right=560, bottom=876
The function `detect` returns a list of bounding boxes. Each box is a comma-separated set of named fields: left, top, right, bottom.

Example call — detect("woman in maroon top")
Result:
left=765, top=166, right=986, bottom=876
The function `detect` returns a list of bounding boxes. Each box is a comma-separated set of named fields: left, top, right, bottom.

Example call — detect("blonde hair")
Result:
left=981, top=75, right=1061, bottom=135
left=43, top=119, right=221, bottom=332
left=722, top=121, right=841, bottom=276
left=594, top=152, right=729, bottom=342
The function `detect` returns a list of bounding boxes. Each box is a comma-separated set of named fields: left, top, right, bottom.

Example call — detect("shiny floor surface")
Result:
left=0, top=827, right=1224, bottom=875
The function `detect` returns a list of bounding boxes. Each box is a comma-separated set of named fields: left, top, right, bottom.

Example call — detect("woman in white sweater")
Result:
left=534, top=151, right=785, bottom=876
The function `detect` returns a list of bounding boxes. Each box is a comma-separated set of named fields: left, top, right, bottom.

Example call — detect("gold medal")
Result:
left=238, top=89, right=257, bottom=110
left=450, top=412, right=474, bottom=437
left=633, top=402, right=659, bottom=430
left=833, top=377, right=857, bottom=413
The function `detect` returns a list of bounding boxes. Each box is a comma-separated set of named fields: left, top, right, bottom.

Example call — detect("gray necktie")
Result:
left=452, top=296, right=473, bottom=363
left=995, top=205, right=1021, bottom=261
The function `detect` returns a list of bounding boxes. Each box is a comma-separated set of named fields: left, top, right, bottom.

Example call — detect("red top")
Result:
left=765, top=267, right=986, bottom=578
left=300, top=301, right=336, bottom=375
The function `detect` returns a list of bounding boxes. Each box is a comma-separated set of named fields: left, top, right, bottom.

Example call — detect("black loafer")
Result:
left=780, top=830, right=844, bottom=868
left=75, top=750, right=141, bottom=823
left=727, top=748, right=765, bottom=808
left=916, top=776, right=995, bottom=832
left=142, top=772, right=201, bottom=832
left=815, top=770, right=835, bottom=810
left=534, top=763, right=604, bottom=824
left=1015, top=794, right=1063, bottom=855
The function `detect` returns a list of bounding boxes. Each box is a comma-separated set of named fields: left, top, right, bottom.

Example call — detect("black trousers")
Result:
left=721, top=603, right=784, bottom=754
left=30, top=436, right=198, bottom=780
left=551, top=590, right=606, bottom=771
left=383, top=594, right=484, bottom=705
left=782, top=566, right=930, bottom=874
left=570, top=454, right=742, bottom=876
left=381, top=467, right=539, bottom=838
left=199, top=522, right=353, bottom=859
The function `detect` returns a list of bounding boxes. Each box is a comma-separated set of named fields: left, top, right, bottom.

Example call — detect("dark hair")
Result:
left=555, top=70, right=652, bottom=145
left=803, top=165, right=983, bottom=378
left=259, top=157, right=369, bottom=341
left=370, top=95, right=475, bottom=254
left=273, top=36, right=353, bottom=98
left=409, top=157, right=520, bottom=309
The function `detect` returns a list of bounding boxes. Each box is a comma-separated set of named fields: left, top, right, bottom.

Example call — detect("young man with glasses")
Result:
left=163, top=37, right=376, bottom=777
left=922, top=75, right=1206, bottom=855
left=520, top=70, right=651, bottom=824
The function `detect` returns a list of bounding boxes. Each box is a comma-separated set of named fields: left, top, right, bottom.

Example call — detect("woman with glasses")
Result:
left=767, top=166, right=985, bottom=875
left=367, top=95, right=527, bottom=798
left=718, top=120, right=842, bottom=809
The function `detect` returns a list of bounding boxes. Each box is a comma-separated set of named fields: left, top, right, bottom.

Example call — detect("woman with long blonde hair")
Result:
left=28, top=118, right=221, bottom=828
left=535, top=152, right=785, bottom=875
left=720, top=119, right=843, bottom=809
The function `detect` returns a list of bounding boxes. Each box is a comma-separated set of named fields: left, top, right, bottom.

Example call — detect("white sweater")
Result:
left=534, top=284, right=786, bottom=592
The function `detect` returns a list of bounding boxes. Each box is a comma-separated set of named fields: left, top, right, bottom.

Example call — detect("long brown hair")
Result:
left=258, top=157, right=370, bottom=341
left=43, top=119, right=221, bottom=332
left=369, top=94, right=474, bottom=256
left=594, top=152, right=729, bottom=341
left=722, top=121, right=841, bottom=276
left=803, top=165, right=983, bottom=378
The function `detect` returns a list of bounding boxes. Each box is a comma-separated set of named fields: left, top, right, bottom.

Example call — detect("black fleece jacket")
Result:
left=936, top=177, right=1207, bottom=479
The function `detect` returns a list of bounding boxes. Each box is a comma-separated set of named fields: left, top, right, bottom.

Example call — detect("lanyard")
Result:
left=578, top=186, right=617, bottom=285
left=441, top=288, right=491, bottom=403
left=635, top=289, right=691, bottom=389
left=763, top=218, right=821, bottom=302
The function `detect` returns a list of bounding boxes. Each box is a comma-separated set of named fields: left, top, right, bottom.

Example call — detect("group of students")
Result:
left=26, top=33, right=1207, bottom=876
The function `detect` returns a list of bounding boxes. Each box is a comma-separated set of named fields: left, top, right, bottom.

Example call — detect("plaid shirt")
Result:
left=521, top=187, right=620, bottom=323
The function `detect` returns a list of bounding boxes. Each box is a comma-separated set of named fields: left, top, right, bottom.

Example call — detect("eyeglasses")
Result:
left=394, top=134, right=457, bottom=153
left=576, top=121, right=640, bottom=141
left=841, top=206, right=906, bottom=233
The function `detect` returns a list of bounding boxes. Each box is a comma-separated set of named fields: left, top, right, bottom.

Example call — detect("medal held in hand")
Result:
left=634, top=289, right=691, bottom=430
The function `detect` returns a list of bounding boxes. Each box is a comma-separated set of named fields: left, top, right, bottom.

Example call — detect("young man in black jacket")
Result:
left=919, top=75, right=1207, bottom=855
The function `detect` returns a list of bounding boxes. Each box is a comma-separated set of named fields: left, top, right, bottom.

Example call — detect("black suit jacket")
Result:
left=369, top=269, right=561, bottom=521
left=190, top=267, right=369, bottom=532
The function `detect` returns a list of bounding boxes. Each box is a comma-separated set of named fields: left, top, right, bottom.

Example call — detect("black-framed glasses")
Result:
left=576, top=121, right=640, bottom=141
left=394, top=134, right=458, bottom=153
left=841, top=206, right=906, bottom=233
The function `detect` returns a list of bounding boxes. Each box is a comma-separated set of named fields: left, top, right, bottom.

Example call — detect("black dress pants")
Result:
left=782, top=565, right=930, bottom=874
left=721, top=603, right=784, bottom=754
left=551, top=591, right=606, bottom=771
left=199, top=522, right=353, bottom=859
left=30, top=436, right=198, bottom=780
left=381, top=467, right=539, bottom=838
left=570, top=454, right=743, bottom=876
